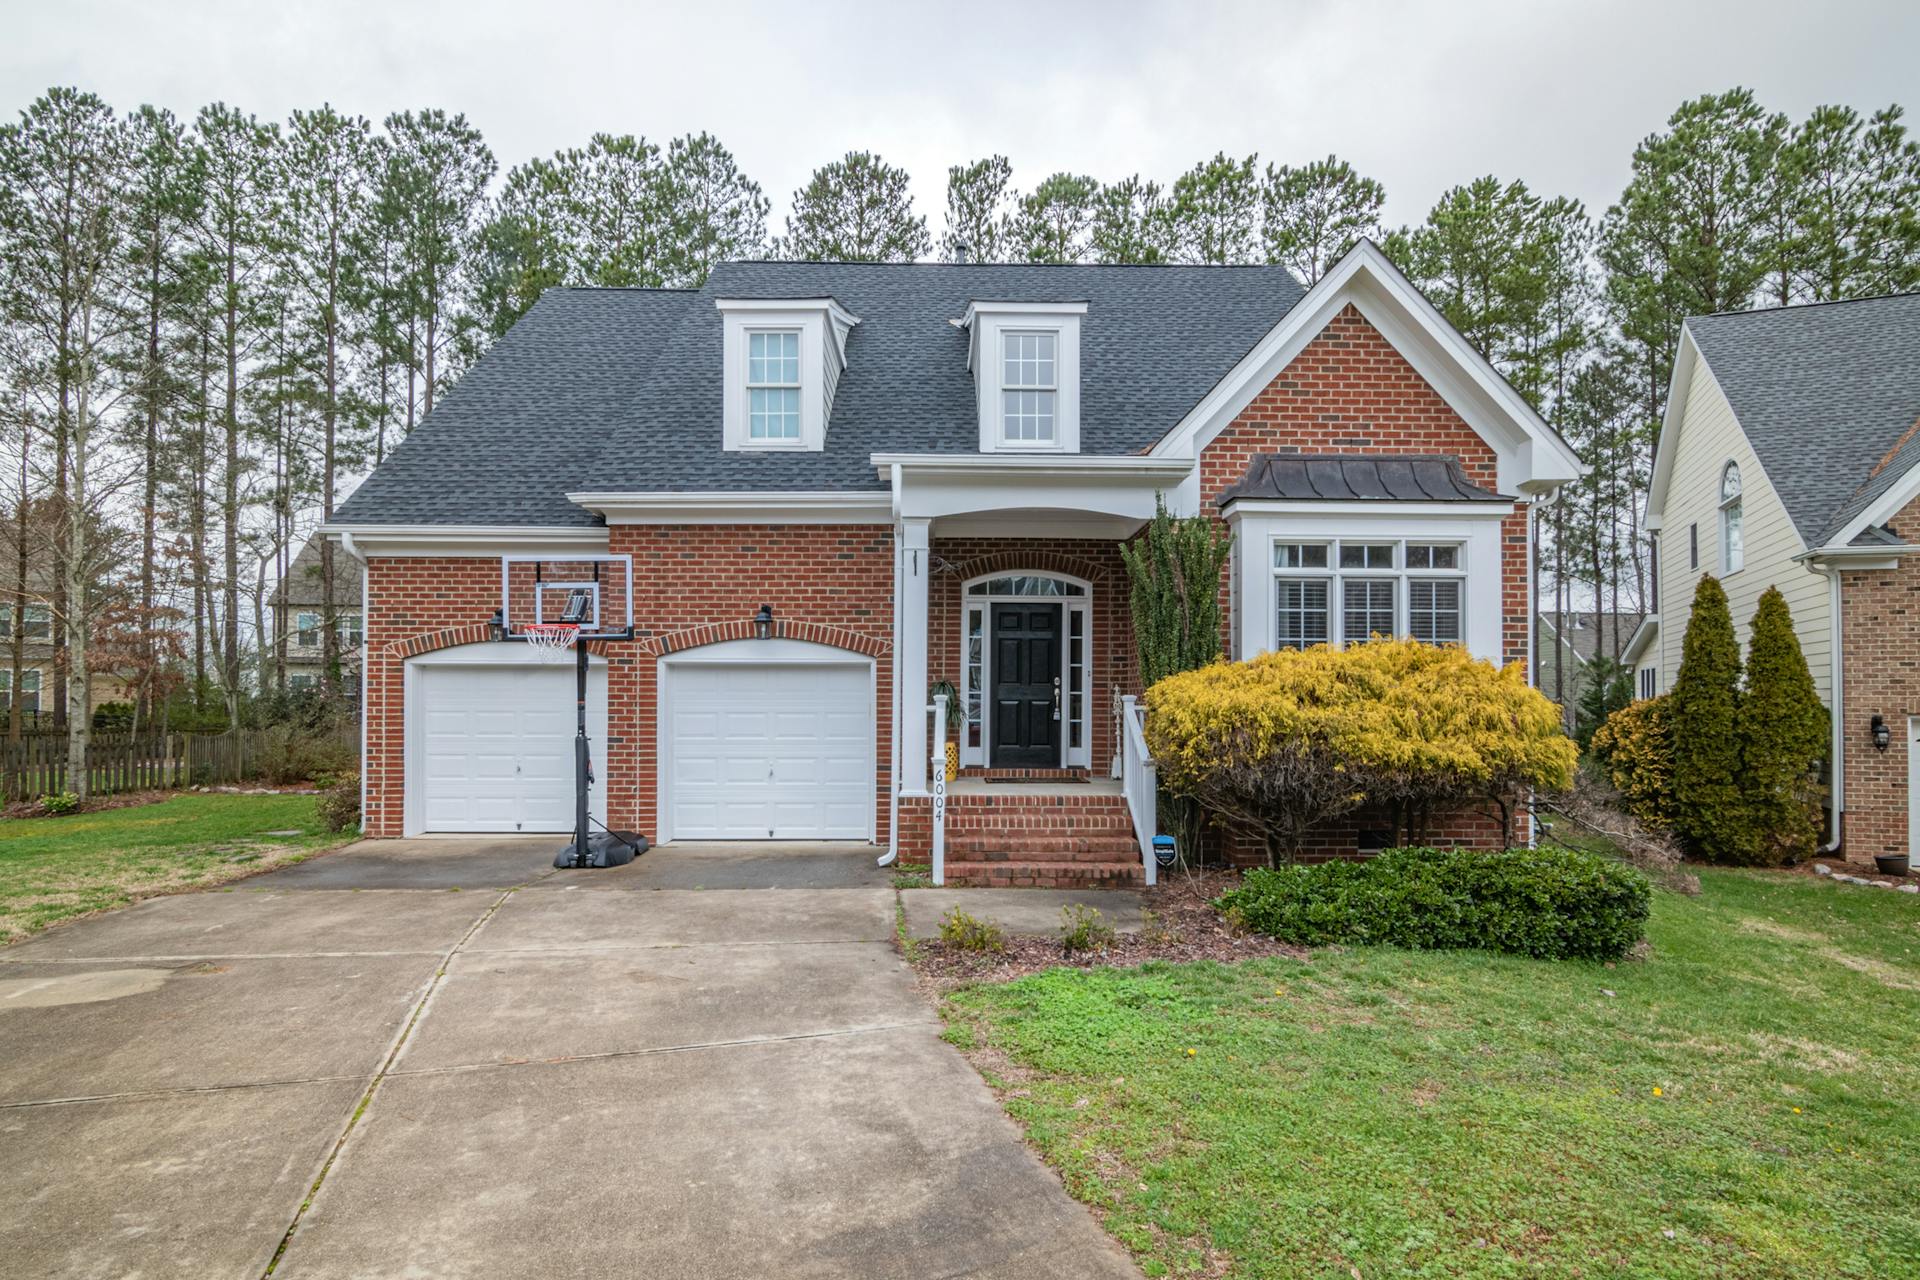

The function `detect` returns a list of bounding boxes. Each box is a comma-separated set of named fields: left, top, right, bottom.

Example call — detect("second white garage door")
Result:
left=664, top=658, right=872, bottom=841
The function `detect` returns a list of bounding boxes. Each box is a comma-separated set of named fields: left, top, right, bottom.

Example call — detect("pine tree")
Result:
left=1169, top=153, right=1260, bottom=264
left=1669, top=574, right=1748, bottom=862
left=1008, top=172, right=1098, bottom=263
left=939, top=156, right=1012, bottom=262
left=1259, top=155, right=1384, bottom=284
left=1090, top=175, right=1174, bottom=265
left=779, top=152, right=929, bottom=262
left=661, top=132, right=767, bottom=286
left=1739, top=587, right=1828, bottom=865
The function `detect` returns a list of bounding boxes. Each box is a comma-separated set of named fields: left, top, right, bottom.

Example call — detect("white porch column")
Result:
left=899, top=517, right=932, bottom=796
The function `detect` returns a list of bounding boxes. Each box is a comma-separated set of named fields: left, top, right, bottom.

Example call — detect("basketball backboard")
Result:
left=500, top=553, right=634, bottom=639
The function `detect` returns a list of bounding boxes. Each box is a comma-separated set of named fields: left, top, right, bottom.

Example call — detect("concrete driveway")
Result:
left=0, top=839, right=1139, bottom=1279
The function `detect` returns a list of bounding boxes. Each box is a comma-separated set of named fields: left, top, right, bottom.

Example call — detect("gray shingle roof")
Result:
left=334, top=288, right=699, bottom=527
left=1686, top=292, right=1920, bottom=547
left=335, top=260, right=1307, bottom=526
left=1215, top=453, right=1509, bottom=507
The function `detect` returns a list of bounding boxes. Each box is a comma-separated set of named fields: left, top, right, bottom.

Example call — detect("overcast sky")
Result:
left=6, top=0, right=1917, bottom=237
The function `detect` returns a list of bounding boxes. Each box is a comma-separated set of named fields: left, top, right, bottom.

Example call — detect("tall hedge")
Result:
left=1740, top=587, right=1828, bottom=864
left=1669, top=575, right=1748, bottom=862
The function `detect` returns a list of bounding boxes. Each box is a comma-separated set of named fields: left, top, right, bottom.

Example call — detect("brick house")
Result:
left=326, top=242, right=1581, bottom=883
left=1643, top=291, right=1920, bottom=863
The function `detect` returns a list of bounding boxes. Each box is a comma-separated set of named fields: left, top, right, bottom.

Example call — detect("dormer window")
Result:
left=717, top=298, right=859, bottom=453
left=960, top=301, right=1084, bottom=453
left=747, top=331, right=802, bottom=441
left=1001, top=332, right=1057, bottom=444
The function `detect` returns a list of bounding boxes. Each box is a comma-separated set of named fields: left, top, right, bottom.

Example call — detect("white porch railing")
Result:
left=929, top=693, right=949, bottom=886
left=1119, top=695, right=1157, bottom=887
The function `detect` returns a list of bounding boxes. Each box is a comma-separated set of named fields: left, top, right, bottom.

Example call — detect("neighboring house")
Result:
left=1646, top=291, right=1920, bottom=861
left=0, top=603, right=137, bottom=727
left=268, top=533, right=364, bottom=692
left=1535, top=610, right=1647, bottom=722
left=326, top=242, right=1581, bottom=882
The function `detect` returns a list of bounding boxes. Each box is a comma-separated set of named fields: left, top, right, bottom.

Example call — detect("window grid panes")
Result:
left=0, top=604, right=52, bottom=641
left=1272, top=538, right=1466, bottom=650
left=1407, top=579, right=1463, bottom=645
left=746, top=330, right=802, bottom=441
left=1720, top=463, right=1743, bottom=574
left=296, top=611, right=322, bottom=648
left=1342, top=580, right=1395, bottom=642
left=1068, top=611, right=1084, bottom=750
left=0, top=668, right=40, bottom=712
left=1276, top=580, right=1330, bottom=650
left=965, top=607, right=983, bottom=748
left=966, top=576, right=1083, bottom=596
left=1001, top=331, right=1057, bottom=443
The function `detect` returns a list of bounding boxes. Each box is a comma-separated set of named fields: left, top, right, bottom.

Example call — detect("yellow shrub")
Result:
left=1145, top=640, right=1576, bottom=862
left=1589, top=694, right=1675, bottom=828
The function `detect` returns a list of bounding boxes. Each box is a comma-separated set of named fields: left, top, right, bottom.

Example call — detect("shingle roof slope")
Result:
left=1686, top=292, right=1920, bottom=546
left=1215, top=453, right=1509, bottom=506
left=333, top=288, right=698, bottom=527
left=582, top=260, right=1307, bottom=494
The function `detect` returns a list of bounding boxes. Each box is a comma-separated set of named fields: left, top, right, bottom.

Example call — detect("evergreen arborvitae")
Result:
left=1739, top=587, right=1829, bottom=865
left=1670, top=575, right=1749, bottom=862
left=1119, top=497, right=1233, bottom=688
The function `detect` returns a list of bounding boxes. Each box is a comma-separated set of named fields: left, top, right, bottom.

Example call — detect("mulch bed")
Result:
left=2, top=790, right=176, bottom=821
left=908, top=868, right=1308, bottom=992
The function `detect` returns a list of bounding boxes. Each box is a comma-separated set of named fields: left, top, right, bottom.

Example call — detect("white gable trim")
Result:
left=1818, top=458, right=1920, bottom=552
left=1148, top=240, right=1582, bottom=497
left=1645, top=326, right=1701, bottom=530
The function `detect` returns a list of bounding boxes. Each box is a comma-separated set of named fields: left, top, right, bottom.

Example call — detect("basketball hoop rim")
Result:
left=520, top=621, right=582, bottom=657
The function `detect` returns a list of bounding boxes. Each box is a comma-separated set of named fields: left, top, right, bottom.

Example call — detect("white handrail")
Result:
left=1119, top=695, right=1157, bottom=887
left=929, top=694, right=949, bottom=886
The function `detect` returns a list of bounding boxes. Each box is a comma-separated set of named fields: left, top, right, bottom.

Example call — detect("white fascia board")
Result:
left=1821, top=461, right=1920, bottom=551
left=567, top=490, right=893, bottom=525
left=870, top=452, right=1190, bottom=479
left=1620, top=615, right=1659, bottom=666
left=321, top=524, right=609, bottom=558
left=1794, top=543, right=1912, bottom=569
left=1646, top=328, right=1701, bottom=529
left=1217, top=498, right=1516, bottom=518
left=715, top=296, right=861, bottom=360
left=1150, top=240, right=1584, bottom=493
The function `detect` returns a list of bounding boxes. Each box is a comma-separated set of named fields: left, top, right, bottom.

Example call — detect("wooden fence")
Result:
left=1, top=726, right=357, bottom=804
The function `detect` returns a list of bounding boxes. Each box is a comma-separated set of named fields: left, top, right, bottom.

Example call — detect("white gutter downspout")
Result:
left=877, top=520, right=902, bottom=867
left=1822, top=566, right=1845, bottom=854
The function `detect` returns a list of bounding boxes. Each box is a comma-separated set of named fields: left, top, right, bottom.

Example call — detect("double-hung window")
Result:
left=296, top=611, right=322, bottom=648
left=746, top=330, right=802, bottom=442
left=1001, top=331, right=1057, bottom=444
left=1272, top=538, right=1466, bottom=650
left=0, top=604, right=51, bottom=641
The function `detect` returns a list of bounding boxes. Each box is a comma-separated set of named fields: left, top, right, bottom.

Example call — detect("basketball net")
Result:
left=522, top=622, right=581, bottom=660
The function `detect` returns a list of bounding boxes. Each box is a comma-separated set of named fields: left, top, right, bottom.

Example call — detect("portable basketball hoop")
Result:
left=494, top=553, right=648, bottom=870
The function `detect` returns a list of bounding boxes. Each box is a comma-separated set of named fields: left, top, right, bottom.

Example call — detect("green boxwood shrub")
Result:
left=1216, top=845, right=1651, bottom=961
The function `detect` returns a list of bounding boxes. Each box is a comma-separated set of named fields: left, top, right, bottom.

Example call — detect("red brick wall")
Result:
left=612, top=523, right=896, bottom=843
left=361, top=557, right=506, bottom=837
left=927, top=537, right=1136, bottom=770
left=1839, top=492, right=1920, bottom=858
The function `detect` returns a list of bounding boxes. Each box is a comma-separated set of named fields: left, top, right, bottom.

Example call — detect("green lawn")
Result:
left=0, top=794, right=352, bottom=944
left=942, top=869, right=1920, bottom=1279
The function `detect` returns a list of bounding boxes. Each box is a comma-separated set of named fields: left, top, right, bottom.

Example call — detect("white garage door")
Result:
left=412, top=657, right=608, bottom=834
left=666, top=660, right=872, bottom=840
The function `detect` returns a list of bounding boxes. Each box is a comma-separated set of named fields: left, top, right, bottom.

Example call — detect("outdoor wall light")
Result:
left=487, top=607, right=507, bottom=643
left=754, top=603, right=775, bottom=640
left=1870, top=714, right=1891, bottom=752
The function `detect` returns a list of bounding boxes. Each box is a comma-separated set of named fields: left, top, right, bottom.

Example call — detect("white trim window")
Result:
left=1719, top=461, right=1743, bottom=575
left=1271, top=538, right=1466, bottom=649
left=0, top=604, right=52, bottom=641
left=296, top=611, right=323, bottom=648
left=1001, top=331, right=1057, bottom=445
left=746, top=330, right=802, bottom=442
left=0, top=667, right=41, bottom=712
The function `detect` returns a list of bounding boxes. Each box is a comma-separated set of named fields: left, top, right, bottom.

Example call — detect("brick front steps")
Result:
left=942, top=790, right=1145, bottom=889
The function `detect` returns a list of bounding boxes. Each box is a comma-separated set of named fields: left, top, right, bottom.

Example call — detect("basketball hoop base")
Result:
left=554, top=830, right=649, bottom=869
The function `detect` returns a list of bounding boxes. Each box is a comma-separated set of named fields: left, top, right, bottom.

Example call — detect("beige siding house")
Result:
left=1647, top=350, right=1832, bottom=701
left=1645, top=292, right=1920, bottom=861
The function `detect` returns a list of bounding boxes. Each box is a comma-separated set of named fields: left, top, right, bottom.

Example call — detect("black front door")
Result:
left=991, top=604, right=1060, bottom=767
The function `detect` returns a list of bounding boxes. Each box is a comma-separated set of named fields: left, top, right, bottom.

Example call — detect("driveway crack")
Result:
left=259, top=883, right=520, bottom=1277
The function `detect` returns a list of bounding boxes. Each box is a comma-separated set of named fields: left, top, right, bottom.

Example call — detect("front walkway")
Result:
left=0, top=839, right=1138, bottom=1279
